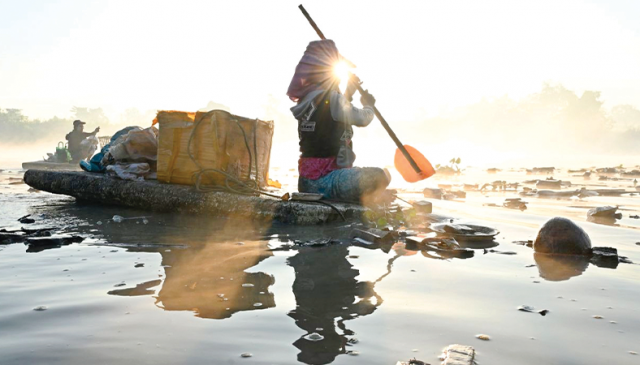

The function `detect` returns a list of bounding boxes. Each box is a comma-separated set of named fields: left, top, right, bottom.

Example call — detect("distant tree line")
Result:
left=2, top=88, right=640, bottom=155
left=0, top=107, right=158, bottom=146
left=0, top=107, right=106, bottom=145
left=0, top=102, right=234, bottom=146
left=400, top=83, right=640, bottom=154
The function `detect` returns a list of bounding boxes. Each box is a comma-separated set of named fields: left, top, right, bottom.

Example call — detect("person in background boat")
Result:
left=66, top=120, right=100, bottom=163
left=287, top=39, right=392, bottom=204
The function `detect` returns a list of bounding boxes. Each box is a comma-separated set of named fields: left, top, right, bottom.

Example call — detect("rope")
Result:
left=310, top=200, right=346, bottom=221
left=186, top=112, right=346, bottom=220
left=188, top=114, right=268, bottom=196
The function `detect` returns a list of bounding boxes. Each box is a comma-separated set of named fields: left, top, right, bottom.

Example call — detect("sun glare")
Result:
left=333, top=61, right=350, bottom=82
left=334, top=61, right=352, bottom=93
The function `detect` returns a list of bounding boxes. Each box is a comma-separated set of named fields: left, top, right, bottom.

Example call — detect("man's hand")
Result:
left=93, top=127, right=100, bottom=134
left=360, top=89, right=376, bottom=107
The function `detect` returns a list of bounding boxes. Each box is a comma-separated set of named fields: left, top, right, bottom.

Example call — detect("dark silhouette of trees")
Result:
left=71, top=106, right=109, bottom=124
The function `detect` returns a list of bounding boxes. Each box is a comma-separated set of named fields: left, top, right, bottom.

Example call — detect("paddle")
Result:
left=298, top=4, right=435, bottom=183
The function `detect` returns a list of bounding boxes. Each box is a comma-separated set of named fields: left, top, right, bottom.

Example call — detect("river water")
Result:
left=1, top=167, right=640, bottom=364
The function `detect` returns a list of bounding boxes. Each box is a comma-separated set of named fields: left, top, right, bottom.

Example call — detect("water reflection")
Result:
left=18, top=195, right=631, bottom=363
left=287, top=245, right=380, bottom=365
left=534, top=251, right=623, bottom=282
left=109, top=279, right=162, bottom=296
left=534, top=253, right=590, bottom=281
left=109, top=241, right=276, bottom=319
left=156, top=241, right=275, bottom=319
left=586, top=215, right=623, bottom=227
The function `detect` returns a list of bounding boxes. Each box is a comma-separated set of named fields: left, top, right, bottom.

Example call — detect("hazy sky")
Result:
left=2, top=0, right=639, bottom=123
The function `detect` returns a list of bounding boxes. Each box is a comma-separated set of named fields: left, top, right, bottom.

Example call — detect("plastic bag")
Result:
left=80, top=135, right=100, bottom=160
left=103, top=127, right=158, bottom=165
left=81, top=126, right=142, bottom=173
left=106, top=162, right=151, bottom=181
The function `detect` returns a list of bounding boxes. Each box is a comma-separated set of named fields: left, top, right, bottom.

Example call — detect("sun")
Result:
left=333, top=61, right=352, bottom=92
left=333, top=61, right=350, bottom=82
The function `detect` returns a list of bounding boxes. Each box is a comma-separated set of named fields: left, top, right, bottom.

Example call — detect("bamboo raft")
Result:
left=23, top=170, right=366, bottom=225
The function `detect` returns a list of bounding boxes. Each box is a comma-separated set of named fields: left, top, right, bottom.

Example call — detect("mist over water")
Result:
left=3, top=83, right=638, bottom=170
left=3, top=2, right=640, bottom=364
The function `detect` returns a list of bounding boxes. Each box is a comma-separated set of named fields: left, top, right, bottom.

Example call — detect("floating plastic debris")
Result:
left=303, top=332, right=324, bottom=342
left=33, top=306, right=48, bottom=311
left=240, top=353, right=252, bottom=358
left=111, top=215, right=149, bottom=223
left=518, top=305, right=535, bottom=312
left=439, top=344, right=475, bottom=365
left=518, top=306, right=549, bottom=316
left=476, top=334, right=490, bottom=341
left=242, top=283, right=254, bottom=288
left=593, top=315, right=604, bottom=319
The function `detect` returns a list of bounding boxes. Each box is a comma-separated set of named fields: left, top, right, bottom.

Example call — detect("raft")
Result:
left=21, top=161, right=81, bottom=171
left=23, top=170, right=366, bottom=225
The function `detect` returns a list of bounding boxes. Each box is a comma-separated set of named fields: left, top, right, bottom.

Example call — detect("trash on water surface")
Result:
left=518, top=305, right=549, bottom=316
left=18, top=214, right=35, bottom=224
left=439, top=344, right=476, bottom=365
left=587, top=206, right=620, bottom=218
left=112, top=215, right=149, bottom=223
left=303, top=332, right=324, bottom=342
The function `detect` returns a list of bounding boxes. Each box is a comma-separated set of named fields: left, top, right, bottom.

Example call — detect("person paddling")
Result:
left=288, top=39, right=391, bottom=204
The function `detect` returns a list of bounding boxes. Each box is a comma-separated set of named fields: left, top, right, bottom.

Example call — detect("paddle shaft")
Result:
left=298, top=4, right=422, bottom=175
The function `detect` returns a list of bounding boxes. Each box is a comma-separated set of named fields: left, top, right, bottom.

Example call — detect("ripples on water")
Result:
left=1, top=168, right=640, bottom=364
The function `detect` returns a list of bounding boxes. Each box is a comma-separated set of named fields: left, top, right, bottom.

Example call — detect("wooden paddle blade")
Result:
left=394, top=145, right=435, bottom=183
